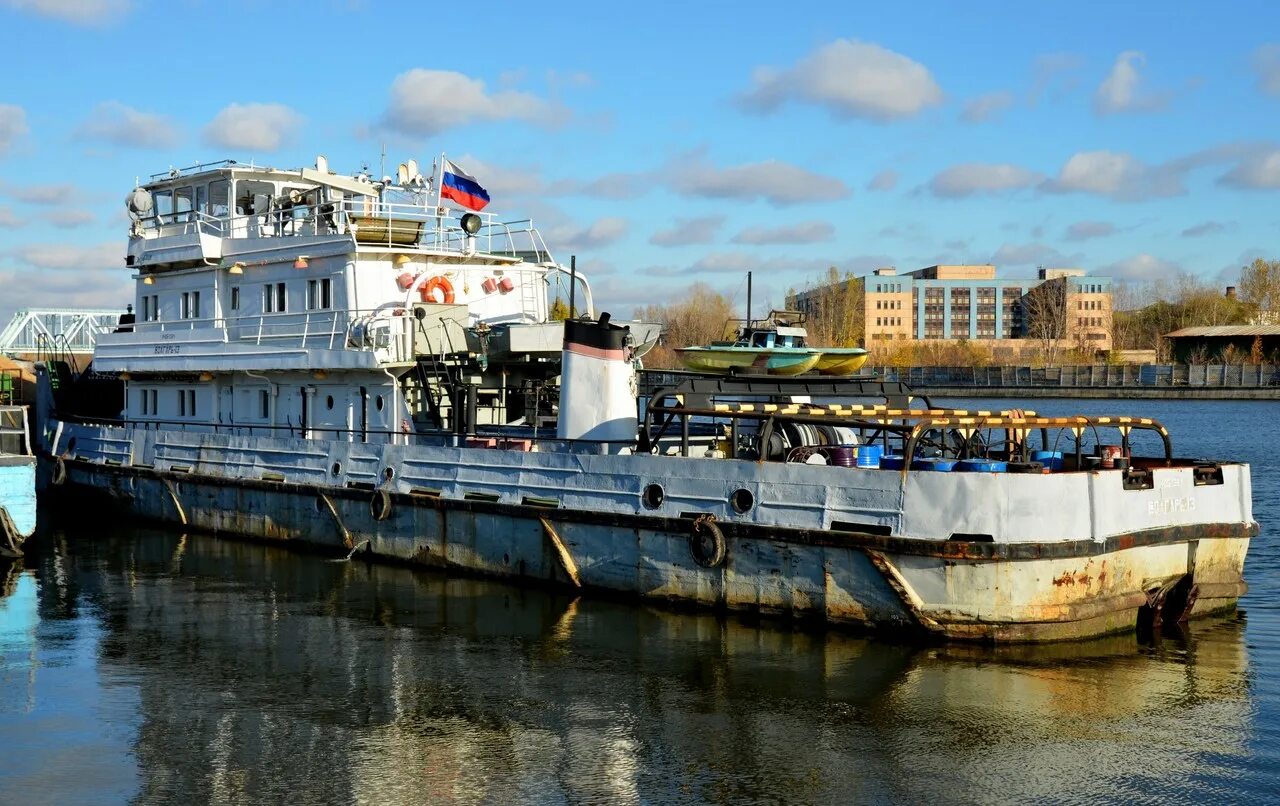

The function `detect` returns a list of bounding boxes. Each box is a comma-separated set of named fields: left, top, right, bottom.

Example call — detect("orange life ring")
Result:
left=419, top=275, right=455, bottom=304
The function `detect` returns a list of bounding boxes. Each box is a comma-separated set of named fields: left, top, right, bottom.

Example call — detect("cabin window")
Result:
left=153, top=189, right=173, bottom=224
left=181, top=291, right=201, bottom=319
left=263, top=282, right=287, bottom=313
left=174, top=186, right=194, bottom=223
left=141, top=294, right=159, bottom=322
left=230, top=286, right=239, bottom=311
left=195, top=185, right=208, bottom=216
left=306, top=278, right=331, bottom=310
left=178, top=388, right=196, bottom=417
left=209, top=180, right=230, bottom=218
left=259, top=390, right=269, bottom=419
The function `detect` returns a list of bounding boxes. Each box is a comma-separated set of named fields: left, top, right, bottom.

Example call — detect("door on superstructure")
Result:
left=218, top=386, right=233, bottom=432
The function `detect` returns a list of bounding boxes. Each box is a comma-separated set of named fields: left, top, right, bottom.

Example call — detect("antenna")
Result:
left=380, top=143, right=386, bottom=183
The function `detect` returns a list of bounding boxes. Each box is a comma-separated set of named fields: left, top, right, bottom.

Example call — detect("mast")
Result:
left=746, top=271, right=753, bottom=328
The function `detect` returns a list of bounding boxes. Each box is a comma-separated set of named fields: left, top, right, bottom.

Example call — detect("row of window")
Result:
left=138, top=388, right=197, bottom=417
left=874, top=300, right=903, bottom=310
left=875, top=317, right=904, bottom=327
left=1078, top=317, right=1106, bottom=328
left=874, top=283, right=905, bottom=293
left=1077, top=299, right=1104, bottom=310
left=139, top=278, right=333, bottom=320
left=1078, top=283, right=1105, bottom=293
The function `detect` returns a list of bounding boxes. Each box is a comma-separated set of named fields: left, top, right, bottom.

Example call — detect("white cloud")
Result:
left=0, top=206, right=21, bottom=228
left=960, top=91, right=1015, bottom=123
left=0, top=0, right=129, bottom=25
left=867, top=169, right=899, bottom=192
left=75, top=101, right=179, bottom=148
left=382, top=69, right=560, bottom=136
left=546, top=217, right=628, bottom=251
left=731, top=221, right=834, bottom=245
left=0, top=267, right=132, bottom=326
left=1046, top=150, right=1182, bottom=201
left=928, top=163, right=1041, bottom=198
left=1064, top=220, right=1116, bottom=241
left=1218, top=149, right=1280, bottom=189
left=11, top=240, right=121, bottom=270
left=990, top=242, right=1079, bottom=267
left=49, top=208, right=95, bottom=229
left=1098, top=254, right=1183, bottom=282
left=739, top=39, right=942, bottom=121
left=665, top=151, right=849, bottom=206
left=0, top=104, right=28, bottom=155
left=649, top=215, right=724, bottom=247
left=0, top=181, right=78, bottom=205
left=202, top=103, right=302, bottom=152
left=1029, top=52, right=1084, bottom=105
left=1094, top=51, right=1169, bottom=115
left=1253, top=44, right=1280, bottom=96
left=1181, top=221, right=1227, bottom=238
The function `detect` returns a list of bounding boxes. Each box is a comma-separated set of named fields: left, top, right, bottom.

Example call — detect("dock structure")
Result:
left=0, top=308, right=125, bottom=356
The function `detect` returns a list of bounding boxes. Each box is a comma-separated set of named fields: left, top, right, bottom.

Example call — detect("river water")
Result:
left=0, top=398, right=1275, bottom=805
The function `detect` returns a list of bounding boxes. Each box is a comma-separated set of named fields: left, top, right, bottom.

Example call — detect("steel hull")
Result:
left=52, top=455, right=1252, bottom=643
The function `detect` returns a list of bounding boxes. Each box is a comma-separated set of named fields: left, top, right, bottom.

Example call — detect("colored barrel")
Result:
left=856, top=445, right=884, bottom=468
left=879, top=454, right=906, bottom=470
left=955, top=459, right=1008, bottom=473
left=1031, top=450, right=1064, bottom=471
left=912, top=458, right=958, bottom=472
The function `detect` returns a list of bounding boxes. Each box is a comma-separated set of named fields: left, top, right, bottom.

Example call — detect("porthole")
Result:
left=326, top=395, right=334, bottom=410
left=642, top=483, right=664, bottom=510
left=730, top=488, right=754, bottom=514
left=383, top=467, right=395, bottom=481
left=331, top=462, right=342, bottom=476
left=376, top=395, right=385, bottom=411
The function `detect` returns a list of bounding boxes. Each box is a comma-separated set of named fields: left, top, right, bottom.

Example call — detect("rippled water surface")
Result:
left=0, top=398, right=1276, bottom=804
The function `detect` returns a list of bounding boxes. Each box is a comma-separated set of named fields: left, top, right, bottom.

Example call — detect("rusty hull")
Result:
left=62, top=458, right=1254, bottom=644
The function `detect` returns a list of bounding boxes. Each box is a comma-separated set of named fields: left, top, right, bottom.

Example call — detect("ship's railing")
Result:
left=136, top=196, right=555, bottom=262
left=111, top=307, right=418, bottom=364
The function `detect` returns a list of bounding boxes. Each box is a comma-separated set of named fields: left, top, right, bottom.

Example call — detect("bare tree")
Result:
left=1022, top=278, right=1068, bottom=365
left=1239, top=257, right=1280, bottom=319
left=788, top=267, right=866, bottom=347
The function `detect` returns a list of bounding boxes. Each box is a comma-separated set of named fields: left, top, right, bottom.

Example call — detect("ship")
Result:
left=33, top=155, right=1257, bottom=643
left=0, top=404, right=35, bottom=558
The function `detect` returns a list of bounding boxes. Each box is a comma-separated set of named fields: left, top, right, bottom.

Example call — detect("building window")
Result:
left=263, top=282, right=287, bottom=313
left=181, top=291, right=201, bottom=320
left=307, top=278, right=332, bottom=310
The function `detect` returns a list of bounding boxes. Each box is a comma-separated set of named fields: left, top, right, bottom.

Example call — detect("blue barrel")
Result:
left=912, top=458, right=958, bottom=471
left=879, top=454, right=906, bottom=470
left=856, top=445, right=884, bottom=468
left=1031, top=450, right=1064, bottom=471
left=955, top=459, right=1008, bottom=473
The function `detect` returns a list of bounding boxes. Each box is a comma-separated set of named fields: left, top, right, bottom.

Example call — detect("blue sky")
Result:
left=1, top=0, right=1278, bottom=322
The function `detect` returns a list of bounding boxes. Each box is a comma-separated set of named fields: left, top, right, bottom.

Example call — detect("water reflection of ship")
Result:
left=31, top=528, right=1253, bottom=804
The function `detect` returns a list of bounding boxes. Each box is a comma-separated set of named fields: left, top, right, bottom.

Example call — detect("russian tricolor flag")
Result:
left=440, top=159, right=490, bottom=211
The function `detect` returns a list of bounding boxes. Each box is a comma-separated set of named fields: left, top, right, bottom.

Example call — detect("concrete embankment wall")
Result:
left=872, top=364, right=1280, bottom=400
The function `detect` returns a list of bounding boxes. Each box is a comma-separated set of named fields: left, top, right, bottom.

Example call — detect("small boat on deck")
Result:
left=675, top=311, right=868, bottom=376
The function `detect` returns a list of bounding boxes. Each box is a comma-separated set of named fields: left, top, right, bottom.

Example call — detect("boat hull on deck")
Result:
left=44, top=422, right=1255, bottom=643
left=814, top=350, right=869, bottom=376
left=675, top=347, right=822, bottom=376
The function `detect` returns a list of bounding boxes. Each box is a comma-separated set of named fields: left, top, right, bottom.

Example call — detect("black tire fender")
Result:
left=370, top=488, right=392, bottom=522
left=689, top=514, right=726, bottom=569
left=51, top=456, right=67, bottom=487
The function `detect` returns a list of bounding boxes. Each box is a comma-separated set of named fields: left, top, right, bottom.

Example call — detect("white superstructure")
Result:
left=95, top=157, right=599, bottom=441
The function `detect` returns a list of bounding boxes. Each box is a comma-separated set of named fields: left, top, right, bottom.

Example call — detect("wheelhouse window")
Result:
left=263, top=282, right=287, bottom=313
left=209, top=179, right=230, bottom=218
left=153, top=189, right=173, bottom=224
left=174, top=186, right=194, bottom=223
left=306, top=278, right=331, bottom=310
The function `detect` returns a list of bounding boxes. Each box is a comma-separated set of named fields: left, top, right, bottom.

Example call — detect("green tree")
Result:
left=549, top=297, right=571, bottom=321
